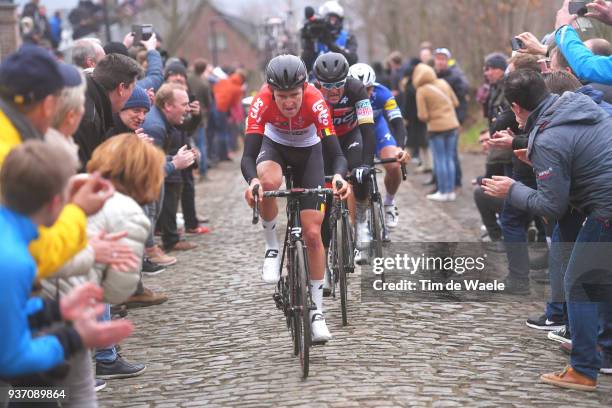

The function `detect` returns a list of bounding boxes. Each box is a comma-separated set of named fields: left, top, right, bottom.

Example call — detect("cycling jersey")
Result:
left=324, top=77, right=374, bottom=136
left=370, top=83, right=402, bottom=123
left=246, top=83, right=335, bottom=148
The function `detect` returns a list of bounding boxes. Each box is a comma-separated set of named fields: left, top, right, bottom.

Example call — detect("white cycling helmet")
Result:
left=319, top=1, right=344, bottom=18
left=348, top=63, right=376, bottom=87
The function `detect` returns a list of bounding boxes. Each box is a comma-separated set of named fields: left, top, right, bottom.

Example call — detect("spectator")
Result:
left=71, top=38, right=106, bottom=72
left=85, top=134, right=166, bottom=384
left=400, top=58, right=429, bottom=170
left=123, top=32, right=164, bottom=92
left=188, top=58, right=212, bottom=178
left=68, top=0, right=103, bottom=40
left=386, top=50, right=404, bottom=94
left=301, top=0, right=358, bottom=71
left=554, top=0, right=612, bottom=85
left=143, top=83, right=197, bottom=252
left=0, top=141, right=133, bottom=384
left=550, top=39, right=612, bottom=103
left=412, top=63, right=459, bottom=202
left=485, top=55, right=546, bottom=295
left=483, top=69, right=612, bottom=391
left=49, top=11, right=62, bottom=48
left=105, top=86, right=171, bottom=304
left=212, top=69, right=245, bottom=161
left=0, top=44, right=109, bottom=279
left=434, top=47, right=469, bottom=189
left=73, top=53, right=142, bottom=167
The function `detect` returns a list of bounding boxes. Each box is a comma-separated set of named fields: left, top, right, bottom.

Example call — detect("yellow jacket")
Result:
left=0, top=108, right=88, bottom=279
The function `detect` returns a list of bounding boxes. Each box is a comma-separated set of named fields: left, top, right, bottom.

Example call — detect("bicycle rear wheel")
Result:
left=293, top=240, right=310, bottom=378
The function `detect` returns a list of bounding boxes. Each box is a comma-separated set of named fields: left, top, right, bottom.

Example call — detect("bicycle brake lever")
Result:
left=401, top=163, right=407, bottom=181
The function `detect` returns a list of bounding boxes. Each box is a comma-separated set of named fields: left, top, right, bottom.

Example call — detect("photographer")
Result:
left=301, top=1, right=358, bottom=71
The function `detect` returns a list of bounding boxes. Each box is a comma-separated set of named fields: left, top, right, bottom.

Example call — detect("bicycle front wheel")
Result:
left=293, top=240, right=310, bottom=378
left=337, top=216, right=348, bottom=326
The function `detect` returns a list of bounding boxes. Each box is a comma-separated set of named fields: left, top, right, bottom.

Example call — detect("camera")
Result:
left=132, top=24, right=153, bottom=44
left=302, top=6, right=332, bottom=41
left=569, top=1, right=589, bottom=16
left=511, top=37, right=525, bottom=51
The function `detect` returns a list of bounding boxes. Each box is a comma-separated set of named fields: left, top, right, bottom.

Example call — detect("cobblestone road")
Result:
left=99, top=154, right=611, bottom=407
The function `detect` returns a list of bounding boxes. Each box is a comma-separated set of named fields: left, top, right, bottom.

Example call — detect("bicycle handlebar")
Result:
left=372, top=157, right=408, bottom=180
left=251, top=185, right=334, bottom=225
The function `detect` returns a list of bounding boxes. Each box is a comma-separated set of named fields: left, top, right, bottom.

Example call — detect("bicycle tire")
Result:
left=288, top=246, right=300, bottom=357
left=337, top=216, right=348, bottom=326
left=371, top=201, right=384, bottom=259
left=343, top=210, right=355, bottom=273
left=294, top=240, right=310, bottom=378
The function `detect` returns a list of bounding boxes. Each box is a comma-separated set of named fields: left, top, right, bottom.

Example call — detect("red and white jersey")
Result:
left=246, top=83, right=336, bottom=147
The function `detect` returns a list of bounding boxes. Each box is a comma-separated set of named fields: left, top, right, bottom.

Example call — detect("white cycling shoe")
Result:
left=385, top=204, right=399, bottom=228
left=311, top=312, right=332, bottom=343
left=355, top=220, right=371, bottom=249
left=261, top=248, right=281, bottom=284
left=354, top=248, right=369, bottom=265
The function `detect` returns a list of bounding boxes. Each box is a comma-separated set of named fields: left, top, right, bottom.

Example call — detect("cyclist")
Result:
left=241, top=55, right=349, bottom=343
left=312, top=52, right=376, bottom=265
left=348, top=63, right=410, bottom=228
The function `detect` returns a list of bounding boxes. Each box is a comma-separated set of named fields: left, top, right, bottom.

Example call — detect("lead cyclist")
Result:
left=241, top=55, right=349, bottom=342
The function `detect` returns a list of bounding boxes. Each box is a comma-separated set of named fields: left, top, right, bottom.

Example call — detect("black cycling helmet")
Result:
left=265, top=55, right=307, bottom=90
left=313, top=52, right=349, bottom=83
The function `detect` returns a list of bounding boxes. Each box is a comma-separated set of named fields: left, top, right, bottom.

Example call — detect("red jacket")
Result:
left=213, top=73, right=244, bottom=113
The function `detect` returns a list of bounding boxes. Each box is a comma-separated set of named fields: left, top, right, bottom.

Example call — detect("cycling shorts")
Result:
left=256, top=136, right=326, bottom=211
left=375, top=118, right=398, bottom=158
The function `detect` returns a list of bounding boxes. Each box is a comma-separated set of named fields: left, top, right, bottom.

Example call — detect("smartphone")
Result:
left=569, top=1, right=588, bottom=16
left=132, top=24, right=154, bottom=44
left=511, top=37, right=525, bottom=51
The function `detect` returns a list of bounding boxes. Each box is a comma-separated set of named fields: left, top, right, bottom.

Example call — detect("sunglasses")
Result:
left=319, top=79, right=346, bottom=90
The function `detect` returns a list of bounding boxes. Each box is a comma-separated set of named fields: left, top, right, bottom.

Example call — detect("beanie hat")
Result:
left=164, top=61, right=187, bottom=80
left=484, top=53, right=508, bottom=71
left=122, top=86, right=150, bottom=111
left=103, top=42, right=129, bottom=57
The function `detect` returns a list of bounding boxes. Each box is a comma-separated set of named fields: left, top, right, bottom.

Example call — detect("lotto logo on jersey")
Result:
left=250, top=97, right=264, bottom=120
left=312, top=99, right=330, bottom=126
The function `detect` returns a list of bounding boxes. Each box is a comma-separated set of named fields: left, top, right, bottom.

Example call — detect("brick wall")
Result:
left=0, top=3, right=18, bottom=60
left=175, top=5, right=259, bottom=72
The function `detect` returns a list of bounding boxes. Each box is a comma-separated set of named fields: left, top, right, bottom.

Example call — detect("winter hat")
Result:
left=484, top=53, right=508, bottom=71
left=122, top=86, right=150, bottom=111
left=164, top=61, right=187, bottom=80
left=104, top=42, right=129, bottom=57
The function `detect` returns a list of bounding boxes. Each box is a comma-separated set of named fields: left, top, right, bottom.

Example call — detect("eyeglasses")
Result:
left=319, top=79, right=346, bottom=90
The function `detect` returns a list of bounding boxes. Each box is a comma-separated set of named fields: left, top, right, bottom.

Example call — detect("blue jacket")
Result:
left=142, top=105, right=176, bottom=176
left=577, top=85, right=612, bottom=116
left=136, top=50, right=164, bottom=92
left=0, top=208, right=68, bottom=377
left=508, top=93, right=612, bottom=220
left=555, top=25, right=612, bottom=85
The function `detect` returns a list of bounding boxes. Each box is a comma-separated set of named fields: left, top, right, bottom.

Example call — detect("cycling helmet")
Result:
left=319, top=1, right=344, bottom=18
left=265, top=55, right=307, bottom=90
left=348, top=63, right=376, bottom=87
left=313, top=52, right=349, bottom=83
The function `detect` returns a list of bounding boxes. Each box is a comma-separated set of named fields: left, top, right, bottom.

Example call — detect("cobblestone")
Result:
left=99, top=155, right=611, bottom=407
